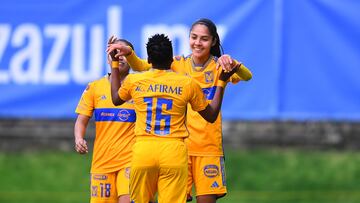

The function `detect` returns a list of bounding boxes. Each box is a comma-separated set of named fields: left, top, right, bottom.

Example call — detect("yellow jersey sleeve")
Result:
left=126, top=50, right=152, bottom=71
left=229, top=60, right=253, bottom=83
left=75, top=82, right=95, bottom=117
left=188, top=79, right=208, bottom=112
left=118, top=75, right=133, bottom=101
left=237, top=64, right=252, bottom=81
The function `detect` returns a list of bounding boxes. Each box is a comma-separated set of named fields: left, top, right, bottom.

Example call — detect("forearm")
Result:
left=208, top=86, right=224, bottom=121
left=236, top=63, right=252, bottom=81
left=110, top=62, right=123, bottom=106
left=74, top=122, right=86, bottom=140
left=74, top=115, right=90, bottom=154
left=199, top=86, right=224, bottom=123
left=74, top=115, right=89, bottom=140
left=126, top=50, right=152, bottom=71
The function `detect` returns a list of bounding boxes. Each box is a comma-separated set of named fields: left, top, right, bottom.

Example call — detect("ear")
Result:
left=211, top=37, right=217, bottom=47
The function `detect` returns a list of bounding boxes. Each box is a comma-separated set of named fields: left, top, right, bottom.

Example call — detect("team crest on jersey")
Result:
left=100, top=95, right=106, bottom=100
left=118, top=109, right=131, bottom=121
left=204, top=71, right=214, bottom=83
left=204, top=165, right=219, bottom=178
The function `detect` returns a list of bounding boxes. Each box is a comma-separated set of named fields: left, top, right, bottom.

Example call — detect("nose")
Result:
left=194, top=38, right=201, bottom=45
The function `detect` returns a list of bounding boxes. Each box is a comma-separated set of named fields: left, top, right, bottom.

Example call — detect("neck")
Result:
left=152, top=64, right=171, bottom=70
left=192, top=54, right=211, bottom=66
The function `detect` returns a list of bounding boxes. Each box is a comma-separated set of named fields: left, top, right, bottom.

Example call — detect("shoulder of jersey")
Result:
left=174, top=54, right=192, bottom=61
left=174, top=55, right=183, bottom=61
left=169, top=69, right=191, bottom=79
left=90, top=74, right=110, bottom=88
left=92, top=75, right=108, bottom=85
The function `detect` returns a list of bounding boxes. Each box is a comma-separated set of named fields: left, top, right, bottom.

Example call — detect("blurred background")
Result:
left=1, top=0, right=360, bottom=203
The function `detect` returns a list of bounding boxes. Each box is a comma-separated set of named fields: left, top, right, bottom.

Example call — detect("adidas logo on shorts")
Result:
left=211, top=181, right=219, bottom=188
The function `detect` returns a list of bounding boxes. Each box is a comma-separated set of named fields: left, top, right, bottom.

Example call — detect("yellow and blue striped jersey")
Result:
left=126, top=53, right=252, bottom=156
left=75, top=75, right=135, bottom=173
left=118, top=69, right=207, bottom=138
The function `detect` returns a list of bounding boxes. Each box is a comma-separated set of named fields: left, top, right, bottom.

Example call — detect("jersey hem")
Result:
left=90, top=165, right=131, bottom=174
left=188, top=152, right=224, bottom=157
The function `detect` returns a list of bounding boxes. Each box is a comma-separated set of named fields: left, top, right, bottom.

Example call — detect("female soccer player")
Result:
left=74, top=38, right=136, bottom=203
left=107, top=18, right=252, bottom=203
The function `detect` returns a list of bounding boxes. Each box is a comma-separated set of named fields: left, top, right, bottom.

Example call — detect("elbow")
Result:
left=111, top=90, right=122, bottom=106
left=238, top=64, right=253, bottom=81
left=243, top=73, right=252, bottom=81
left=204, top=114, right=217, bottom=123
left=111, top=96, right=121, bottom=106
left=207, top=117, right=217, bottom=123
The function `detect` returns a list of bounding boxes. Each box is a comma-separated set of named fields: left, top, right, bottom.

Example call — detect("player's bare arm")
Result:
left=106, top=38, right=127, bottom=107
left=74, top=114, right=90, bottom=154
left=106, top=43, right=132, bottom=58
left=198, top=65, right=239, bottom=122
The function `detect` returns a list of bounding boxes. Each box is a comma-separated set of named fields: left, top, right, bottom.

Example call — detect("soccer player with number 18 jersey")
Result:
left=74, top=39, right=136, bottom=203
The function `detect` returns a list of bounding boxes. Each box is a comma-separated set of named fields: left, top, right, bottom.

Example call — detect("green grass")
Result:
left=218, top=149, right=360, bottom=203
left=0, top=149, right=359, bottom=203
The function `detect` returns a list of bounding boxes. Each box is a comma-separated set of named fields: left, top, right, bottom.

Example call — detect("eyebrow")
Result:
left=190, top=33, right=210, bottom=38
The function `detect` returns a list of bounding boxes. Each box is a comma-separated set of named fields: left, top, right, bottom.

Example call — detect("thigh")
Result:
left=90, top=172, right=118, bottom=203
left=116, top=167, right=130, bottom=197
left=158, top=140, right=188, bottom=203
left=192, top=156, right=227, bottom=198
left=186, top=156, right=195, bottom=201
left=130, top=141, right=158, bottom=203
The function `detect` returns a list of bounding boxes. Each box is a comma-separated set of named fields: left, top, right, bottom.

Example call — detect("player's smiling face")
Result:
left=190, top=24, right=215, bottom=63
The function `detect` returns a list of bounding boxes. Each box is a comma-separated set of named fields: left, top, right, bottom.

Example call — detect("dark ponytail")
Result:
left=190, top=18, right=224, bottom=57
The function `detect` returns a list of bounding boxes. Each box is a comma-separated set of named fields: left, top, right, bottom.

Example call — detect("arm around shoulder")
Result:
left=126, top=49, right=152, bottom=72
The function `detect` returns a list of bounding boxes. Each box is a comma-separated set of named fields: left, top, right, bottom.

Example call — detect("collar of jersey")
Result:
left=191, top=55, right=213, bottom=72
left=149, top=68, right=173, bottom=73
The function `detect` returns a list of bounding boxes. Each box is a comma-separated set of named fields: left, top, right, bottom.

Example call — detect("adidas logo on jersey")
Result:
left=211, top=181, right=219, bottom=188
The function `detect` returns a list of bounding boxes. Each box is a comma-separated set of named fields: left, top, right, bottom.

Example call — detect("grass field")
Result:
left=0, top=149, right=359, bottom=203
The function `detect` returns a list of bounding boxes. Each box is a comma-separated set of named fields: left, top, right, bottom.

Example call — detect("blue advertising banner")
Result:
left=0, top=0, right=359, bottom=120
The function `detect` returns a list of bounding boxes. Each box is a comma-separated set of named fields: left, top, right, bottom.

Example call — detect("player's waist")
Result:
left=135, top=135, right=184, bottom=142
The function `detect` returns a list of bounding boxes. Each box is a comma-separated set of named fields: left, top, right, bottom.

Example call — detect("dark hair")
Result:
left=191, top=18, right=223, bottom=57
left=146, top=34, right=173, bottom=68
left=116, top=38, right=134, bottom=51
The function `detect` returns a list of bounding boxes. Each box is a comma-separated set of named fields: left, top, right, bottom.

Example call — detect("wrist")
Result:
left=75, top=136, right=83, bottom=141
left=111, top=61, right=119, bottom=69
